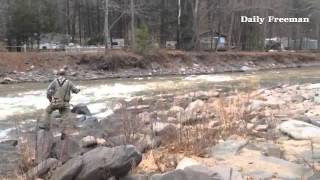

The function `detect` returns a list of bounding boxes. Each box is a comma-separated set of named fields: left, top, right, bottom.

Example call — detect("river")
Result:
left=1, top=67, right=320, bottom=142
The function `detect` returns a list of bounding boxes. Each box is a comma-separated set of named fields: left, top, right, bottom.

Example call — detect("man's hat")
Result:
left=57, top=68, right=66, bottom=76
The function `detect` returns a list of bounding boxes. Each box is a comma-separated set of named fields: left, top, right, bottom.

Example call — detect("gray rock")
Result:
left=0, top=140, right=18, bottom=147
left=241, top=66, right=254, bottom=72
left=80, top=136, right=97, bottom=148
left=176, top=157, right=200, bottom=170
left=150, top=170, right=188, bottom=180
left=51, top=145, right=142, bottom=180
left=279, top=120, right=320, bottom=140
left=53, top=138, right=81, bottom=163
left=81, top=116, right=99, bottom=128
left=138, top=112, right=152, bottom=124
left=152, top=122, right=177, bottom=135
left=36, top=130, right=54, bottom=163
left=28, top=158, right=58, bottom=179
left=71, top=104, right=91, bottom=116
left=151, top=165, right=243, bottom=180
left=183, top=100, right=206, bottom=124
left=309, top=116, right=320, bottom=127
left=185, top=165, right=243, bottom=180
left=120, top=175, right=149, bottom=180
left=51, top=157, right=83, bottom=180
left=243, top=171, right=274, bottom=180
left=291, top=95, right=306, bottom=103
left=259, top=156, right=312, bottom=179
left=109, top=135, right=127, bottom=146
left=169, top=106, right=185, bottom=116
left=136, top=135, right=160, bottom=153
left=208, top=139, right=248, bottom=158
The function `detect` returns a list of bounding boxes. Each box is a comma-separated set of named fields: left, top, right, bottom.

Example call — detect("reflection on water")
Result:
left=1, top=67, right=320, bottom=140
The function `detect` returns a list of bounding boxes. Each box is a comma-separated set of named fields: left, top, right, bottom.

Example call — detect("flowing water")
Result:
left=2, top=67, right=320, bottom=176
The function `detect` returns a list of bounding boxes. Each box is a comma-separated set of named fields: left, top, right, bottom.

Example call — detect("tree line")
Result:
left=0, top=0, right=319, bottom=51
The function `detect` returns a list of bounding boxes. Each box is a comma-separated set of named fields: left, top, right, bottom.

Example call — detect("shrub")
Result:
left=135, top=24, right=151, bottom=54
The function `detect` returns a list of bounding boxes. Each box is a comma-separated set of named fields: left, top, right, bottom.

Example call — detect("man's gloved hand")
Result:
left=47, top=96, right=52, bottom=102
left=75, top=88, right=80, bottom=94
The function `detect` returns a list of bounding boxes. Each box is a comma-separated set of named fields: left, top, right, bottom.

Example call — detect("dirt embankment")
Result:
left=0, top=50, right=320, bottom=83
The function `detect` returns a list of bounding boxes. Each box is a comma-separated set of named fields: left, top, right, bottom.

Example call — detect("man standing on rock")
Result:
left=42, top=68, right=80, bottom=139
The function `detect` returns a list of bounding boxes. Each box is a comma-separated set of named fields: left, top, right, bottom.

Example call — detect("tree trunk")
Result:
left=130, top=0, right=135, bottom=49
left=176, top=0, right=181, bottom=49
left=104, top=0, right=110, bottom=50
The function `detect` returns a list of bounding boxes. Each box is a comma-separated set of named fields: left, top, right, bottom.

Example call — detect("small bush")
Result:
left=135, top=24, right=151, bottom=54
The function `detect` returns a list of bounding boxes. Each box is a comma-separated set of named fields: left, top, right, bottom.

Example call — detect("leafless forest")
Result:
left=0, top=0, right=319, bottom=51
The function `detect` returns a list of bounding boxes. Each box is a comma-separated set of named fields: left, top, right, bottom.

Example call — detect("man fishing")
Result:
left=42, top=68, right=80, bottom=139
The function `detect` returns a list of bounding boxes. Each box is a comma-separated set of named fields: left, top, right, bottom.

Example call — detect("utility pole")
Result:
left=130, top=0, right=135, bottom=49
left=104, top=0, right=110, bottom=50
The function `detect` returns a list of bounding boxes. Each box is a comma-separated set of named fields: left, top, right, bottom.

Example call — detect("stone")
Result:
left=138, top=112, right=152, bottom=124
left=81, top=116, right=99, bottom=128
left=80, top=136, right=97, bottom=148
left=36, top=130, right=54, bottom=163
left=241, top=66, right=254, bottom=72
left=209, top=121, right=220, bottom=128
left=120, top=175, right=149, bottom=180
left=50, top=157, right=83, bottom=180
left=208, top=138, right=248, bottom=158
left=150, top=170, right=188, bottom=180
left=51, top=145, right=142, bottom=180
left=96, top=138, right=107, bottom=146
left=291, top=95, right=306, bottom=103
left=71, top=104, right=91, bottom=116
left=53, top=138, right=82, bottom=163
left=135, top=135, right=160, bottom=153
left=255, top=124, right=269, bottom=131
left=176, top=157, right=200, bottom=170
left=109, top=135, right=127, bottom=146
left=0, top=140, right=18, bottom=147
left=308, top=116, right=320, bottom=127
left=183, top=100, right=206, bottom=124
left=0, top=77, right=16, bottom=84
left=27, top=158, right=58, bottom=179
left=152, top=122, right=177, bottom=135
left=279, top=120, right=320, bottom=140
left=185, top=165, right=243, bottom=180
left=243, top=171, right=274, bottom=179
left=169, top=106, right=185, bottom=117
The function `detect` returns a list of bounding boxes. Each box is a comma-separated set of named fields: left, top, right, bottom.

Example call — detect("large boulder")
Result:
left=50, top=157, right=83, bottom=180
left=51, top=145, right=142, bottom=180
left=71, top=104, right=91, bottom=116
left=52, top=138, right=82, bottom=163
left=279, top=120, right=320, bottom=140
left=36, top=130, right=54, bottom=163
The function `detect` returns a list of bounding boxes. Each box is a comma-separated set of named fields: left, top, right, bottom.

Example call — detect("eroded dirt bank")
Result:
left=1, top=50, right=320, bottom=84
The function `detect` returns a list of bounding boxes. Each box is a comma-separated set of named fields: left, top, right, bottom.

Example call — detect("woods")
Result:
left=0, top=0, right=319, bottom=51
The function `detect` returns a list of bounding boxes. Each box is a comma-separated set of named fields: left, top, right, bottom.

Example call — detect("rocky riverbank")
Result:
left=1, top=50, right=320, bottom=84
left=3, top=82, right=320, bottom=179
